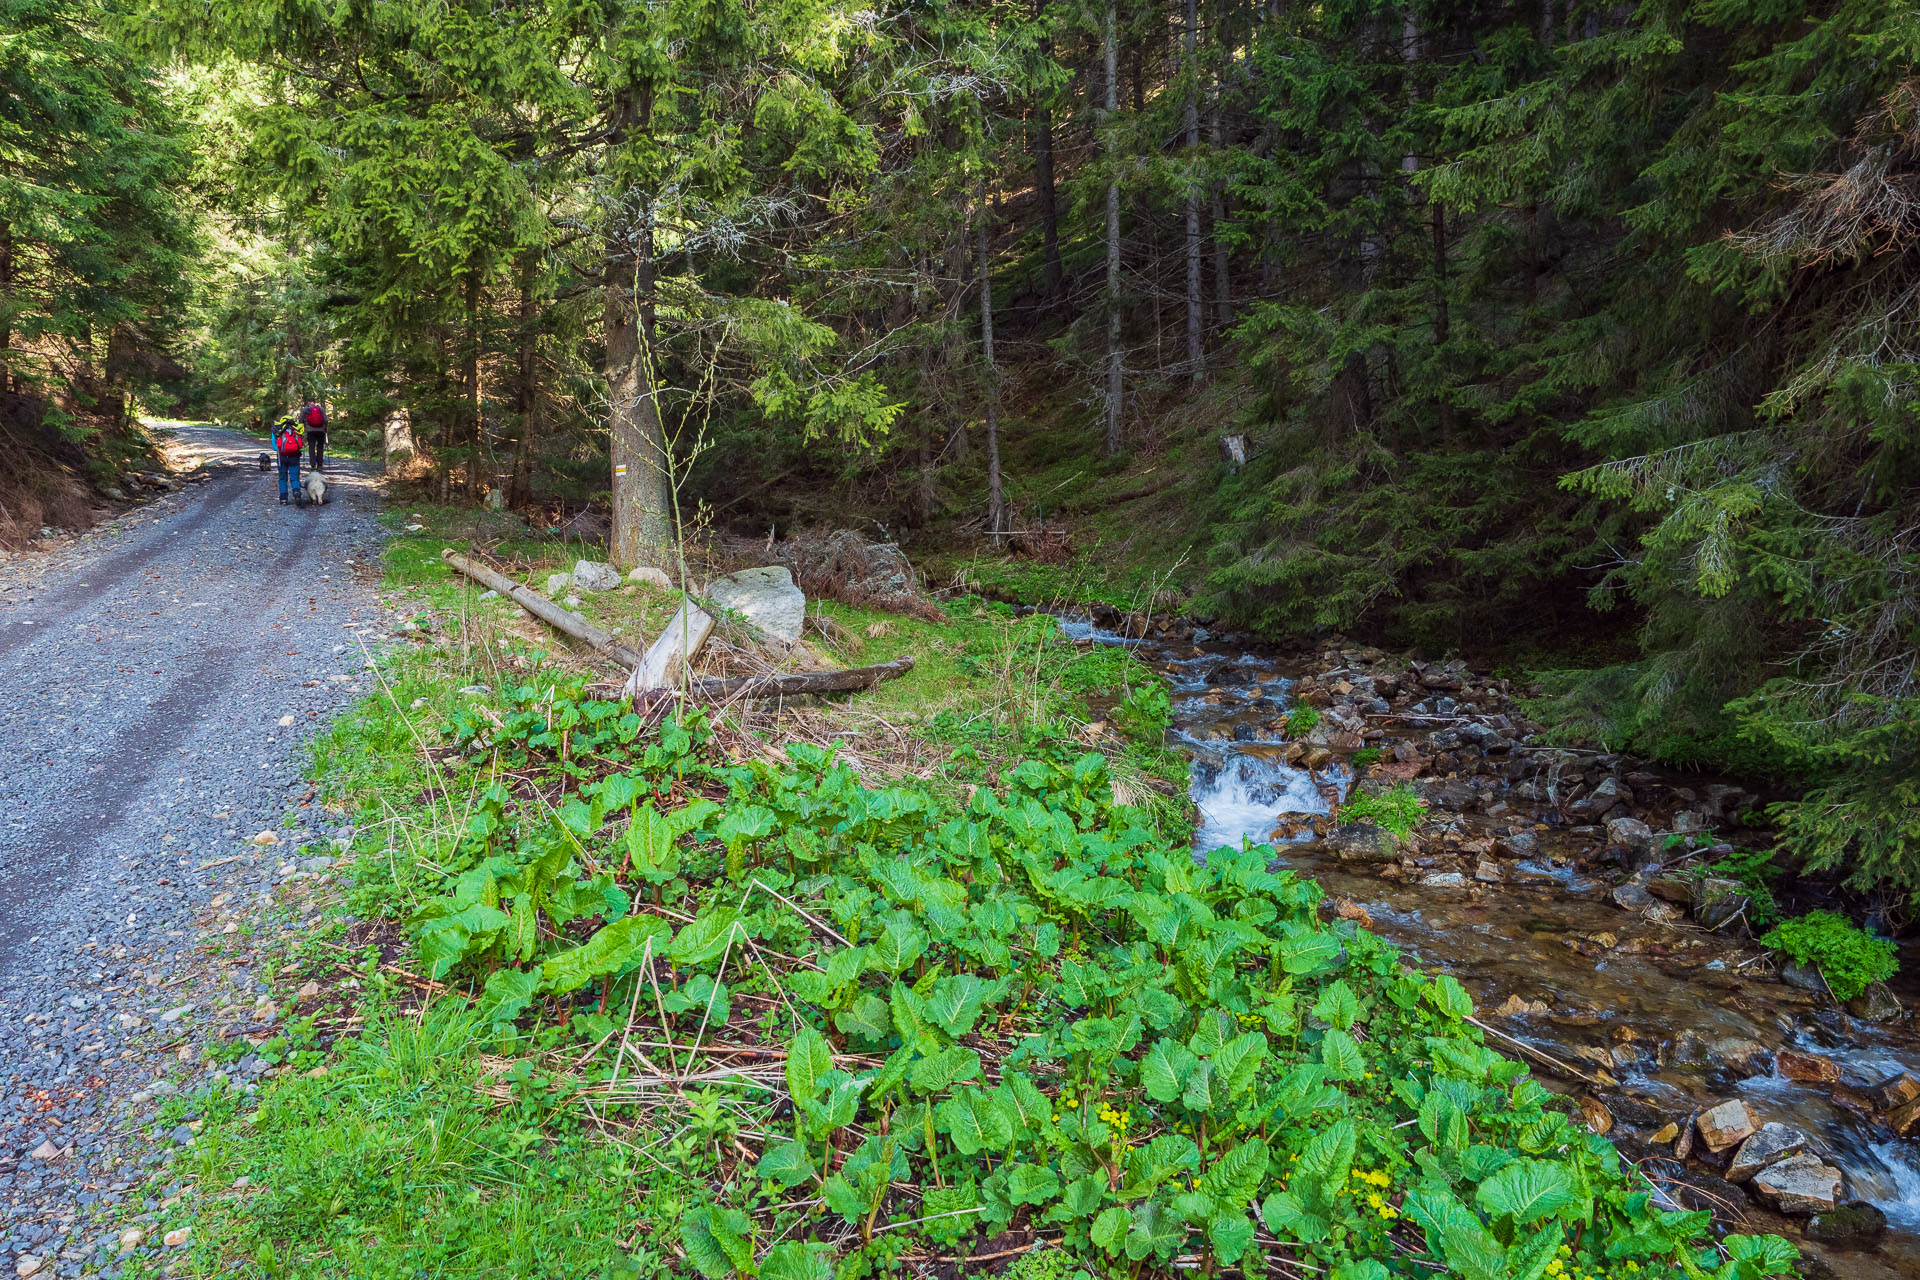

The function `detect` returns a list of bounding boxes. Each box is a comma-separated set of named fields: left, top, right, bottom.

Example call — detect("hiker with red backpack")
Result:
left=300, top=402, right=328, bottom=472
left=272, top=414, right=306, bottom=505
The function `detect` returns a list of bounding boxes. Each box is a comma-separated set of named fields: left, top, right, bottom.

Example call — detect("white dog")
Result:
left=301, top=470, right=328, bottom=506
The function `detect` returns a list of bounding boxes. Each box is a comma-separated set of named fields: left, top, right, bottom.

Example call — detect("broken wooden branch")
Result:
left=658, top=656, right=914, bottom=703
left=626, top=597, right=715, bottom=694
left=441, top=548, right=645, bottom=668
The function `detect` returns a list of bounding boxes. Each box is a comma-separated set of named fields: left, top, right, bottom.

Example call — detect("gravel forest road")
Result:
left=0, top=424, right=389, bottom=1277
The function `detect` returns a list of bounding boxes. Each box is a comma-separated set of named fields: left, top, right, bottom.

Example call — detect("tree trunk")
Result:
left=1033, top=105, right=1065, bottom=304
left=0, top=223, right=12, bottom=394
left=1033, top=2, right=1066, bottom=304
left=1209, top=96, right=1232, bottom=330
left=977, top=179, right=1005, bottom=541
left=606, top=85, right=674, bottom=571
left=1103, top=1, right=1125, bottom=456
left=464, top=266, right=483, bottom=496
left=1184, top=0, right=1204, bottom=385
left=511, top=256, right=539, bottom=507
left=1432, top=204, right=1451, bottom=440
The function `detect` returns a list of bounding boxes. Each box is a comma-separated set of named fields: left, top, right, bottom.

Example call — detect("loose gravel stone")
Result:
left=0, top=425, right=387, bottom=1273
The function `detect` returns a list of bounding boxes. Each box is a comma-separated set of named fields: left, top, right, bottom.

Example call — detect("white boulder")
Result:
left=705, top=566, right=806, bottom=642
left=572, top=559, right=624, bottom=592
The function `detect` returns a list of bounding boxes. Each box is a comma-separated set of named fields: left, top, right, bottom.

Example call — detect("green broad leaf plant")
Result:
left=404, top=687, right=1794, bottom=1280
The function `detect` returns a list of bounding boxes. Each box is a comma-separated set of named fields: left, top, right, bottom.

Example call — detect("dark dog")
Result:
left=257, top=452, right=273, bottom=472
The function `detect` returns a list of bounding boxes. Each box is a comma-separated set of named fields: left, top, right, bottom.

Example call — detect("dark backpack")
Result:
left=303, top=403, right=326, bottom=429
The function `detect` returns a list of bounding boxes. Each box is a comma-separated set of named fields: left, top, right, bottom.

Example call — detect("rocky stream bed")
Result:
left=1063, top=611, right=1920, bottom=1279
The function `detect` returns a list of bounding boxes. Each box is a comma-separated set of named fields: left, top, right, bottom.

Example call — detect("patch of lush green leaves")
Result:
left=1341, top=783, right=1427, bottom=841
left=394, top=688, right=1792, bottom=1280
left=1759, top=911, right=1898, bottom=1002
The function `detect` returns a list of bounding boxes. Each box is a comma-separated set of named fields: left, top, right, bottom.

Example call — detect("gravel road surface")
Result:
left=0, top=424, right=388, bottom=1277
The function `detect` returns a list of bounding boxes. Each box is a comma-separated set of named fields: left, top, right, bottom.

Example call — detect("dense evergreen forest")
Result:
left=3, top=0, right=1916, bottom=900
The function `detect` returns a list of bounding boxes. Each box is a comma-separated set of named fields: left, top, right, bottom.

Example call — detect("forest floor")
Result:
left=0, top=424, right=392, bottom=1278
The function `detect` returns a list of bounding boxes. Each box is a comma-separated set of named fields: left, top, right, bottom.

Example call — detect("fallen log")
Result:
left=648, top=656, right=914, bottom=703
left=442, top=548, right=645, bottom=669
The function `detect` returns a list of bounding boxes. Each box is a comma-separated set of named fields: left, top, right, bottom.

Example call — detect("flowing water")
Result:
left=1061, top=616, right=1920, bottom=1271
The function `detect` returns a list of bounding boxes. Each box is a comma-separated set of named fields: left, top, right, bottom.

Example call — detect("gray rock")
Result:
left=1694, top=882, right=1752, bottom=931
left=1571, top=776, right=1627, bottom=818
left=1604, top=816, right=1655, bottom=853
left=1494, top=830, right=1538, bottom=859
left=704, top=565, right=807, bottom=642
left=570, top=559, right=623, bottom=592
left=544, top=572, right=572, bottom=596
left=1321, top=824, right=1400, bottom=864
left=1750, top=1153, right=1843, bottom=1214
left=1726, top=1123, right=1808, bottom=1182
left=627, top=566, right=672, bottom=588
left=1612, top=878, right=1655, bottom=911
left=1696, top=1098, right=1757, bottom=1152
left=1421, top=871, right=1468, bottom=889
left=1780, top=962, right=1828, bottom=994
left=1847, top=981, right=1904, bottom=1023
left=1807, top=1201, right=1888, bottom=1250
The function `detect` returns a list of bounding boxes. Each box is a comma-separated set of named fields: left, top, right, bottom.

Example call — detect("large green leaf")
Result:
left=669, top=908, right=743, bottom=967
left=1278, top=926, right=1343, bottom=975
left=759, top=1242, right=833, bottom=1280
left=1210, top=1030, right=1268, bottom=1098
left=1001, top=1162, right=1060, bottom=1205
left=922, top=973, right=1001, bottom=1038
left=834, top=994, right=892, bottom=1047
left=786, top=1024, right=833, bottom=1102
left=937, top=1087, right=1014, bottom=1155
left=908, top=1045, right=980, bottom=1094
left=1090, top=1205, right=1130, bottom=1253
left=1199, top=1138, right=1269, bottom=1205
left=716, top=803, right=777, bottom=851
left=1476, top=1158, right=1577, bottom=1225
left=755, top=1138, right=816, bottom=1189
left=871, top=916, right=929, bottom=973
left=1311, top=979, right=1360, bottom=1030
left=1207, top=1211, right=1256, bottom=1264
left=1260, top=1190, right=1330, bottom=1244
left=1141, top=1037, right=1199, bottom=1102
left=1319, top=1028, right=1367, bottom=1080
left=538, top=914, right=670, bottom=994
left=921, top=1183, right=984, bottom=1245
left=479, top=967, right=541, bottom=1025
left=1296, top=1119, right=1356, bottom=1200
left=1426, top=974, right=1475, bottom=1020
left=1125, top=1200, right=1186, bottom=1262
left=681, top=1205, right=754, bottom=1278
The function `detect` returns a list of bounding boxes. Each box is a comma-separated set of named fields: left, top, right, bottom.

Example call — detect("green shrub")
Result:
left=1284, top=703, right=1320, bottom=737
left=1697, top=845, right=1783, bottom=929
left=1759, top=911, right=1898, bottom=1002
left=1341, top=782, right=1428, bottom=840
left=1112, top=679, right=1172, bottom=745
left=1349, top=747, right=1382, bottom=767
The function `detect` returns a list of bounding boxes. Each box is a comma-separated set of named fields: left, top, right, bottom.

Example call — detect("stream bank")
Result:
left=1061, top=612, right=1920, bottom=1279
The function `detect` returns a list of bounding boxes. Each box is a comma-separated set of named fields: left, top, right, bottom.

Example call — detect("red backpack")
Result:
left=274, top=419, right=304, bottom=453
left=303, top=403, right=326, bottom=428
